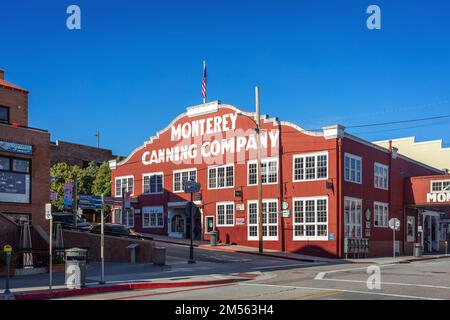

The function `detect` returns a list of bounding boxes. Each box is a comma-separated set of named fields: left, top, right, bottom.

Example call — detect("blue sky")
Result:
left=1, top=0, right=449, bottom=156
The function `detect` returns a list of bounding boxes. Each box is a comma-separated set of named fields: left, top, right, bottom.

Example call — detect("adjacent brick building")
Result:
left=0, top=69, right=50, bottom=228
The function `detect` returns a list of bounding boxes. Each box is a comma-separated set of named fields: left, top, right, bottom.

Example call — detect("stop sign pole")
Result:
left=389, top=218, right=400, bottom=259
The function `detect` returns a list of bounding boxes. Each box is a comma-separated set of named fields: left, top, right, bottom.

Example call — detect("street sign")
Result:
left=3, top=245, right=12, bottom=253
left=103, top=196, right=123, bottom=206
left=183, top=181, right=201, bottom=193
left=78, top=194, right=103, bottom=209
left=45, top=203, right=52, bottom=220
left=389, top=218, right=401, bottom=231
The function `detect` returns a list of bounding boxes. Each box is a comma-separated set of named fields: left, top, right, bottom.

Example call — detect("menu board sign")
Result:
left=0, top=171, right=30, bottom=203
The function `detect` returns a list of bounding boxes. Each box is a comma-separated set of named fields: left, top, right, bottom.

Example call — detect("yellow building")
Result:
left=374, top=137, right=450, bottom=172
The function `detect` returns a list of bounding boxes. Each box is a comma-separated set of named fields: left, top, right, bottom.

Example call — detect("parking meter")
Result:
left=2, top=245, right=14, bottom=299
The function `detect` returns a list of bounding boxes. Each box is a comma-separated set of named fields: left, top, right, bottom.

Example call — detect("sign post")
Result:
left=183, top=180, right=201, bottom=264
left=45, top=203, right=53, bottom=291
left=100, top=194, right=105, bottom=285
left=389, top=218, right=401, bottom=259
left=2, top=245, right=14, bottom=300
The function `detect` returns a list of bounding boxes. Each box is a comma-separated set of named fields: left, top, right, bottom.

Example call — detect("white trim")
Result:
left=207, top=163, right=235, bottom=190
left=292, top=151, right=329, bottom=182
left=247, top=199, right=279, bottom=241
left=216, top=201, right=235, bottom=227
left=292, top=196, right=329, bottom=241
left=247, top=157, right=279, bottom=186
left=374, top=162, right=389, bottom=190
left=172, top=168, right=198, bottom=193
left=114, top=175, right=134, bottom=197
left=142, top=171, right=164, bottom=195
left=344, top=153, right=362, bottom=184
left=373, top=201, right=389, bottom=228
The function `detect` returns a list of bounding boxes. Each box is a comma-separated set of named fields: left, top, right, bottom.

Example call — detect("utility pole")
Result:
left=255, top=86, right=263, bottom=253
left=95, top=130, right=100, bottom=148
left=99, top=195, right=105, bottom=285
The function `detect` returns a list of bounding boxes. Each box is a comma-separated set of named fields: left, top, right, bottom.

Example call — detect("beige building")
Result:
left=374, top=137, right=450, bottom=172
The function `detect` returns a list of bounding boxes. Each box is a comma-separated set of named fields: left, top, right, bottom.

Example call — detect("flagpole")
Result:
left=202, top=60, right=206, bottom=104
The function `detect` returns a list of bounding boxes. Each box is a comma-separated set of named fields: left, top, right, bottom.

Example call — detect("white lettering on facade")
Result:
left=427, top=192, right=450, bottom=203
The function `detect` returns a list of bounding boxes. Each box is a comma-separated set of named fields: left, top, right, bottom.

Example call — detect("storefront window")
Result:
left=0, top=156, right=31, bottom=203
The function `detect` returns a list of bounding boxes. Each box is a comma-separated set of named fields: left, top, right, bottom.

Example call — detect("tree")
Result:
left=82, top=161, right=99, bottom=194
left=92, top=162, right=111, bottom=196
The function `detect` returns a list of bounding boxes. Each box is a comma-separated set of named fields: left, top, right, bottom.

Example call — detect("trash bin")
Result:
left=64, top=248, right=87, bottom=289
left=153, top=247, right=166, bottom=266
left=210, top=231, right=218, bottom=246
left=413, top=243, right=422, bottom=257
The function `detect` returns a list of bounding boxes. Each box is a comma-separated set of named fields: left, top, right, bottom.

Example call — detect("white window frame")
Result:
left=247, top=158, right=279, bottom=186
left=374, top=162, right=389, bottom=190
left=407, top=216, right=415, bottom=242
left=142, top=172, right=164, bottom=195
left=247, top=199, right=279, bottom=241
left=344, top=197, right=363, bottom=239
left=216, top=202, right=235, bottom=227
left=344, top=153, right=362, bottom=184
left=173, top=168, right=197, bottom=193
left=373, top=201, right=389, bottom=228
left=430, top=180, right=450, bottom=193
left=292, top=196, right=328, bottom=241
left=115, top=175, right=134, bottom=197
left=292, top=151, right=328, bottom=182
left=208, top=164, right=234, bottom=190
left=142, top=206, right=164, bottom=229
left=112, top=208, right=134, bottom=227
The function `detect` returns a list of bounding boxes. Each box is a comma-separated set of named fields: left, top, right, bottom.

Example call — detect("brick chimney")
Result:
left=0, top=69, right=4, bottom=80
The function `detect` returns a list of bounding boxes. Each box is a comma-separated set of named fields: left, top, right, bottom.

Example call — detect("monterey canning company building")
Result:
left=109, top=101, right=450, bottom=258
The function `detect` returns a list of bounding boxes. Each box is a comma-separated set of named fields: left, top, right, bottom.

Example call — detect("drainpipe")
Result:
left=337, top=138, right=343, bottom=257
left=278, top=121, right=286, bottom=253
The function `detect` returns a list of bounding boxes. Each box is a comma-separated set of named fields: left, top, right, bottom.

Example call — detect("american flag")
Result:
left=202, top=61, right=207, bottom=103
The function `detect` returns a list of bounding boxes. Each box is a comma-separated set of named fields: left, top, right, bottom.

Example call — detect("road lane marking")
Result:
left=295, top=290, right=341, bottom=300
left=316, top=277, right=450, bottom=290
left=239, top=283, right=440, bottom=300
left=252, top=262, right=324, bottom=270
left=108, top=283, right=238, bottom=300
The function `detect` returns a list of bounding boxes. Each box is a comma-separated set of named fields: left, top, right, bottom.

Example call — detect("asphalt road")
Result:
left=59, top=242, right=450, bottom=300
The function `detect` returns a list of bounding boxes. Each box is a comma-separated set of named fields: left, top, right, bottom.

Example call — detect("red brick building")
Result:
left=0, top=69, right=50, bottom=228
left=109, top=101, right=450, bottom=257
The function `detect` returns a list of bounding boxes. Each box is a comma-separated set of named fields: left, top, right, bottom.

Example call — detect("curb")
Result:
left=13, top=278, right=244, bottom=300
left=152, top=238, right=320, bottom=263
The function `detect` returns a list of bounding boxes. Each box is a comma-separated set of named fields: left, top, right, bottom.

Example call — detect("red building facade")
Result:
left=110, top=101, right=447, bottom=257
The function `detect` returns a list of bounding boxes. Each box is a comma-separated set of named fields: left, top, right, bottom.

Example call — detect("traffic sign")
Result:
left=78, top=194, right=103, bottom=209
left=183, top=181, right=201, bottom=193
left=389, top=218, right=400, bottom=231
left=45, top=203, right=52, bottom=220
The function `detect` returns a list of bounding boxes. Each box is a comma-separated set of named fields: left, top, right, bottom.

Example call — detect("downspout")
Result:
left=337, top=138, right=343, bottom=258
left=278, top=121, right=285, bottom=252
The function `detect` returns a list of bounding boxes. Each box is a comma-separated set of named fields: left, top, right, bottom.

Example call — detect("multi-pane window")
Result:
left=173, top=169, right=197, bottom=192
left=344, top=153, right=362, bottom=184
left=142, top=206, right=164, bottom=228
left=344, top=197, right=362, bottom=238
left=293, top=197, right=328, bottom=240
left=115, top=176, right=134, bottom=196
left=143, top=173, right=163, bottom=194
left=113, top=208, right=134, bottom=227
left=293, top=153, right=328, bottom=181
left=209, top=164, right=234, bottom=189
left=374, top=202, right=389, bottom=227
left=431, top=180, right=450, bottom=193
left=247, top=200, right=278, bottom=240
left=374, top=163, right=389, bottom=190
left=216, top=202, right=234, bottom=226
left=248, top=159, right=278, bottom=185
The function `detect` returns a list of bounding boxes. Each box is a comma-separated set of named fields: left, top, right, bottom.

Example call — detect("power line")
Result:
left=346, top=114, right=450, bottom=129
